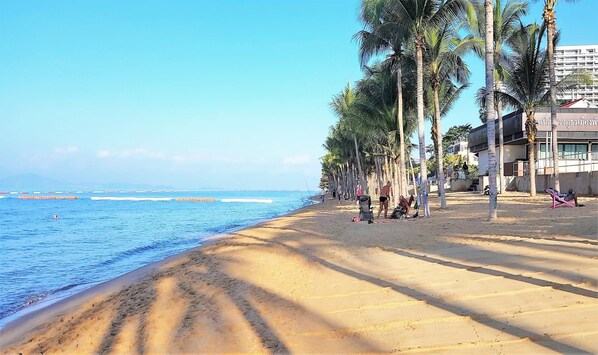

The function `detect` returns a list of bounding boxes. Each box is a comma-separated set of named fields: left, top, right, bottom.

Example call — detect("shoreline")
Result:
left=0, top=198, right=319, bottom=348
left=1, top=191, right=597, bottom=353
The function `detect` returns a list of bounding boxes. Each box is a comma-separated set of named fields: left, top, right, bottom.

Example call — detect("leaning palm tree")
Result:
left=469, top=0, right=528, bottom=194
left=424, top=22, right=475, bottom=209
left=385, top=0, right=470, bottom=217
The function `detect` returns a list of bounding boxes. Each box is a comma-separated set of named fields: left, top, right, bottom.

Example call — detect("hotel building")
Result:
left=554, top=45, right=598, bottom=106
left=468, top=104, right=598, bottom=193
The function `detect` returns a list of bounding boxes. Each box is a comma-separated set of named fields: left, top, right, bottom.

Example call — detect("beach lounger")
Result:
left=358, top=195, right=374, bottom=222
left=546, top=188, right=575, bottom=208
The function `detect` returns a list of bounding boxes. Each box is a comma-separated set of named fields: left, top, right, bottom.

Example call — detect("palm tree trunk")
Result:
left=409, top=156, right=417, bottom=198
left=350, top=163, right=356, bottom=200
left=544, top=3, right=560, bottom=192
left=353, top=135, right=367, bottom=192
left=339, top=169, right=344, bottom=200
left=497, top=96, right=505, bottom=194
left=485, top=0, right=498, bottom=219
left=434, top=85, right=447, bottom=209
left=415, top=38, right=429, bottom=217
left=375, top=152, right=383, bottom=194
left=397, top=62, right=408, bottom=197
left=526, top=111, right=537, bottom=197
left=391, top=157, right=399, bottom=206
left=529, top=141, right=537, bottom=196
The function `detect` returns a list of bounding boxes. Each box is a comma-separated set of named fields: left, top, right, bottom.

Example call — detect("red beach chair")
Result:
left=546, top=188, right=575, bottom=208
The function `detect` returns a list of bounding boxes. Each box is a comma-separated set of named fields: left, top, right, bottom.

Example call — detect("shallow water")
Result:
left=0, top=190, right=313, bottom=326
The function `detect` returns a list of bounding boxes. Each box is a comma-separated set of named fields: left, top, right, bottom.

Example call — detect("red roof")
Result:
left=560, top=98, right=587, bottom=108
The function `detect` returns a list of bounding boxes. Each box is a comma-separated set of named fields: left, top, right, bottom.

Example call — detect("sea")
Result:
left=0, top=190, right=315, bottom=328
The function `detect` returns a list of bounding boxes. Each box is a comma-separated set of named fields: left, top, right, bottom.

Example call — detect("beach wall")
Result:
left=512, top=171, right=598, bottom=195
left=449, top=179, right=473, bottom=192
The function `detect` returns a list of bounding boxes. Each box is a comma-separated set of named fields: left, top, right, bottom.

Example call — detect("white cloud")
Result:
left=54, top=146, right=79, bottom=154
left=96, top=148, right=165, bottom=160
left=96, top=149, right=111, bottom=158
left=94, top=148, right=247, bottom=164
left=283, top=155, right=310, bottom=165
left=119, top=148, right=165, bottom=159
left=172, top=155, right=188, bottom=162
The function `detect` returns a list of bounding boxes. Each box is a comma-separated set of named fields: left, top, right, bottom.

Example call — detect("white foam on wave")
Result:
left=221, top=198, right=273, bottom=203
left=90, top=197, right=174, bottom=201
left=0, top=196, right=5, bottom=199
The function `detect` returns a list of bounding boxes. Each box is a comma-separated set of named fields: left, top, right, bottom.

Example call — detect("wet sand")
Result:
left=1, top=191, right=597, bottom=354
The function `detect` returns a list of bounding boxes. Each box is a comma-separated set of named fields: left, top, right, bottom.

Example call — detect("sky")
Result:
left=0, top=1, right=596, bottom=191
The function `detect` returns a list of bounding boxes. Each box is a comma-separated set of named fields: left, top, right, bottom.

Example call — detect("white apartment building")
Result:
left=445, top=141, right=478, bottom=166
left=554, top=45, right=598, bottom=106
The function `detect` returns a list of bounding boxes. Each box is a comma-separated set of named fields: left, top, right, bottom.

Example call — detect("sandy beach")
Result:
left=1, top=191, right=597, bottom=354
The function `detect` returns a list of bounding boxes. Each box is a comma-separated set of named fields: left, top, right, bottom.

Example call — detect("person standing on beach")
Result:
left=377, top=181, right=392, bottom=219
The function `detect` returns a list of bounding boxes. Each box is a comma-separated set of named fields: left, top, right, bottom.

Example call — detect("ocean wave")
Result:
left=0, top=282, right=90, bottom=320
left=221, top=198, right=273, bottom=203
left=90, top=197, right=174, bottom=201
left=205, top=222, right=245, bottom=235
left=95, top=235, right=204, bottom=269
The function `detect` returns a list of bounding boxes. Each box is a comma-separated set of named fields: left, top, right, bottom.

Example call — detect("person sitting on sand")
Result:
left=564, top=188, right=584, bottom=207
left=377, top=181, right=392, bottom=219
left=390, top=195, right=414, bottom=219
left=399, top=195, right=414, bottom=215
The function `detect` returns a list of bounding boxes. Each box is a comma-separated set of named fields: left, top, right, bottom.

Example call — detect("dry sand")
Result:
left=1, top=191, right=597, bottom=354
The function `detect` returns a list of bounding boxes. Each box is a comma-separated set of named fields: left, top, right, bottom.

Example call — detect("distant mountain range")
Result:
left=0, top=173, right=175, bottom=192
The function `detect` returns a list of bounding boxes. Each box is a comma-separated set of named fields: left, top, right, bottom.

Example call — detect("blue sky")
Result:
left=0, top=1, right=596, bottom=190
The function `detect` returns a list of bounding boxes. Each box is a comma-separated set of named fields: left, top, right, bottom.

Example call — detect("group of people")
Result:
left=376, top=181, right=414, bottom=219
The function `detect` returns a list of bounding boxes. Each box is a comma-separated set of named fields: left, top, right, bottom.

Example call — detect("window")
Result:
left=560, top=144, right=587, bottom=159
left=539, top=143, right=552, bottom=159
left=539, top=143, right=588, bottom=160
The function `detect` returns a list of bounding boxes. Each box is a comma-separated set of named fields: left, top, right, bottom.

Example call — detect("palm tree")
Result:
left=424, top=22, right=474, bottom=208
left=540, top=0, right=578, bottom=193
left=385, top=0, right=470, bottom=217
left=497, top=22, right=592, bottom=197
left=330, top=84, right=368, bottom=193
left=497, top=23, right=550, bottom=197
left=484, top=0, right=498, bottom=218
left=355, top=0, right=411, bottom=197
left=324, top=124, right=364, bottom=200
left=469, top=0, right=528, bottom=194
left=353, top=64, right=418, bottom=204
